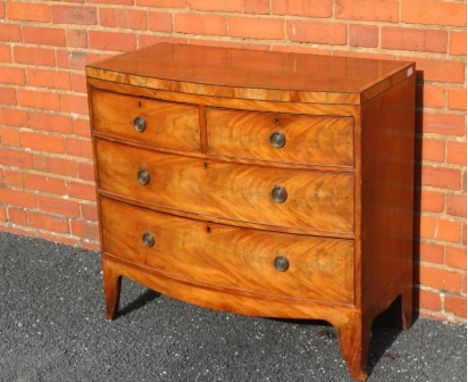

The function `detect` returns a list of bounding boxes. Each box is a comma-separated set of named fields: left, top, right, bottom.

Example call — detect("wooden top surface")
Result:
left=86, top=43, right=414, bottom=105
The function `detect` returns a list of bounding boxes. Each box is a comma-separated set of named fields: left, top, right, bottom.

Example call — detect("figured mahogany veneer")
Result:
left=86, top=43, right=416, bottom=381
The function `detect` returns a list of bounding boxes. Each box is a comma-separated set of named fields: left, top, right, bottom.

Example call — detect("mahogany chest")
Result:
left=86, top=43, right=415, bottom=381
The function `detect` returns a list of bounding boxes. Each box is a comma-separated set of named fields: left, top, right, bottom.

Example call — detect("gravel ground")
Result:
left=0, top=232, right=466, bottom=382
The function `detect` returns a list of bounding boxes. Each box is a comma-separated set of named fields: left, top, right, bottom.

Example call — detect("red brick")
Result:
left=71, top=219, right=99, bottom=240
left=0, top=67, right=25, bottom=85
left=67, top=181, right=96, bottom=201
left=288, top=21, right=346, bottom=45
left=8, top=207, right=27, bottom=225
left=0, top=107, right=27, bottom=127
left=89, top=0, right=133, bottom=4
left=0, top=148, right=33, bottom=168
left=24, top=174, right=66, bottom=195
left=60, top=94, right=89, bottom=115
left=419, top=265, right=463, bottom=293
left=186, top=0, right=242, bottom=12
left=3, top=170, right=23, bottom=187
left=28, top=112, right=73, bottom=134
left=422, top=113, right=465, bottom=136
left=28, top=211, right=68, bottom=233
left=0, top=3, right=4, bottom=18
left=421, top=138, right=445, bottom=162
left=27, top=69, right=70, bottom=90
left=51, top=5, right=97, bottom=25
left=0, top=88, right=16, bottom=105
left=419, top=289, right=442, bottom=311
left=447, top=194, right=466, bottom=218
left=0, top=127, right=21, bottom=146
left=149, top=12, right=173, bottom=33
left=17, top=90, right=60, bottom=111
left=445, top=294, right=467, bottom=318
left=34, top=155, right=78, bottom=177
left=21, top=132, right=65, bottom=154
left=445, top=246, right=467, bottom=270
left=402, top=0, right=466, bottom=27
left=56, top=50, right=102, bottom=70
left=7, top=2, right=50, bottom=22
left=36, top=195, right=80, bottom=217
left=0, top=189, right=35, bottom=208
left=244, top=0, right=270, bottom=14
left=65, top=138, right=93, bottom=158
left=272, top=0, right=331, bottom=17
left=100, top=8, right=147, bottom=30
left=23, top=27, right=66, bottom=47
left=72, top=119, right=92, bottom=137
left=336, top=0, right=398, bottom=22
left=447, top=141, right=466, bottom=166
left=0, top=24, right=22, bottom=42
left=67, top=29, right=88, bottom=48
left=230, top=17, right=284, bottom=40
left=139, top=35, right=187, bottom=48
left=382, top=27, right=447, bottom=53
left=419, top=190, right=445, bottom=213
left=419, top=242, right=444, bottom=264
left=80, top=203, right=98, bottom=221
left=421, top=166, right=461, bottom=190
left=136, top=0, right=185, bottom=6
left=89, top=31, right=136, bottom=51
left=349, top=25, right=378, bottom=48
left=78, top=162, right=95, bottom=180
left=0, top=44, right=11, bottom=62
left=407, top=57, right=465, bottom=84
left=70, top=73, right=87, bottom=93
left=416, top=84, right=445, bottom=109
left=450, top=32, right=466, bottom=56
left=438, top=219, right=462, bottom=243
left=175, top=13, right=227, bottom=36
left=14, top=46, right=56, bottom=66
left=448, top=88, right=466, bottom=111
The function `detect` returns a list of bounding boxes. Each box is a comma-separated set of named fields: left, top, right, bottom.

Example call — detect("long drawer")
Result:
left=96, top=139, right=354, bottom=234
left=101, top=197, right=355, bottom=304
left=207, top=108, right=354, bottom=166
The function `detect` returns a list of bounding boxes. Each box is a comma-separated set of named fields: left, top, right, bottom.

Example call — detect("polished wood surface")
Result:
left=86, top=43, right=414, bottom=105
left=87, top=43, right=415, bottom=381
left=101, top=197, right=354, bottom=304
left=207, top=108, right=354, bottom=167
left=92, top=89, right=200, bottom=152
left=96, top=139, right=354, bottom=234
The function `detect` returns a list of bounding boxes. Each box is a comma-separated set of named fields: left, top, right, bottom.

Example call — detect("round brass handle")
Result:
left=137, top=169, right=150, bottom=185
left=142, top=232, right=155, bottom=248
left=271, top=186, right=287, bottom=203
left=133, top=116, right=146, bottom=132
left=274, top=256, right=289, bottom=272
left=270, top=131, right=286, bottom=149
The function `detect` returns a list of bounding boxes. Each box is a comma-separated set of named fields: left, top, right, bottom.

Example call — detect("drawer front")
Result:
left=92, top=90, right=200, bottom=151
left=207, top=108, right=353, bottom=166
left=101, top=198, right=355, bottom=304
left=96, top=139, right=354, bottom=234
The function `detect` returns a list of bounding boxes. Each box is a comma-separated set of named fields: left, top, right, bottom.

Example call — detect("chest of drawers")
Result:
left=86, top=43, right=415, bottom=381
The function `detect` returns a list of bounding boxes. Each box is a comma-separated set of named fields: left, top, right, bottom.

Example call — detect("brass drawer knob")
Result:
left=271, top=185, right=287, bottom=203
left=133, top=116, right=146, bottom=132
left=137, top=169, right=150, bottom=185
left=274, top=256, right=289, bottom=272
left=270, top=131, right=286, bottom=148
left=142, top=232, right=155, bottom=248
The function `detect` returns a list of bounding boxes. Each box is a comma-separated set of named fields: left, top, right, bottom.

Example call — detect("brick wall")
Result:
left=0, top=0, right=465, bottom=323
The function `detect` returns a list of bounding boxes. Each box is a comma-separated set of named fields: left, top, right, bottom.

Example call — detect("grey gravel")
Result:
left=0, top=232, right=466, bottom=382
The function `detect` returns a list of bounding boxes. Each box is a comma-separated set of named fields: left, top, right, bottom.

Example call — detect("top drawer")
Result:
left=91, top=90, right=200, bottom=152
left=207, top=108, right=353, bottom=167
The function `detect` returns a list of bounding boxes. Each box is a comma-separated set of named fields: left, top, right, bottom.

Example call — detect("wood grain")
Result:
left=207, top=107, right=354, bottom=166
left=92, top=89, right=200, bottom=152
left=101, top=197, right=355, bottom=304
left=96, top=139, right=354, bottom=234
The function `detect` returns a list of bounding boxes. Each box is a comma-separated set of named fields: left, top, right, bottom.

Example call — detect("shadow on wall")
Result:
left=412, top=69, right=424, bottom=320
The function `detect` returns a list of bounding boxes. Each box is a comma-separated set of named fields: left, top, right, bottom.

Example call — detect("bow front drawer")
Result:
left=101, top=198, right=355, bottom=304
left=206, top=108, right=354, bottom=167
left=96, top=139, right=354, bottom=234
left=91, top=90, right=200, bottom=151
